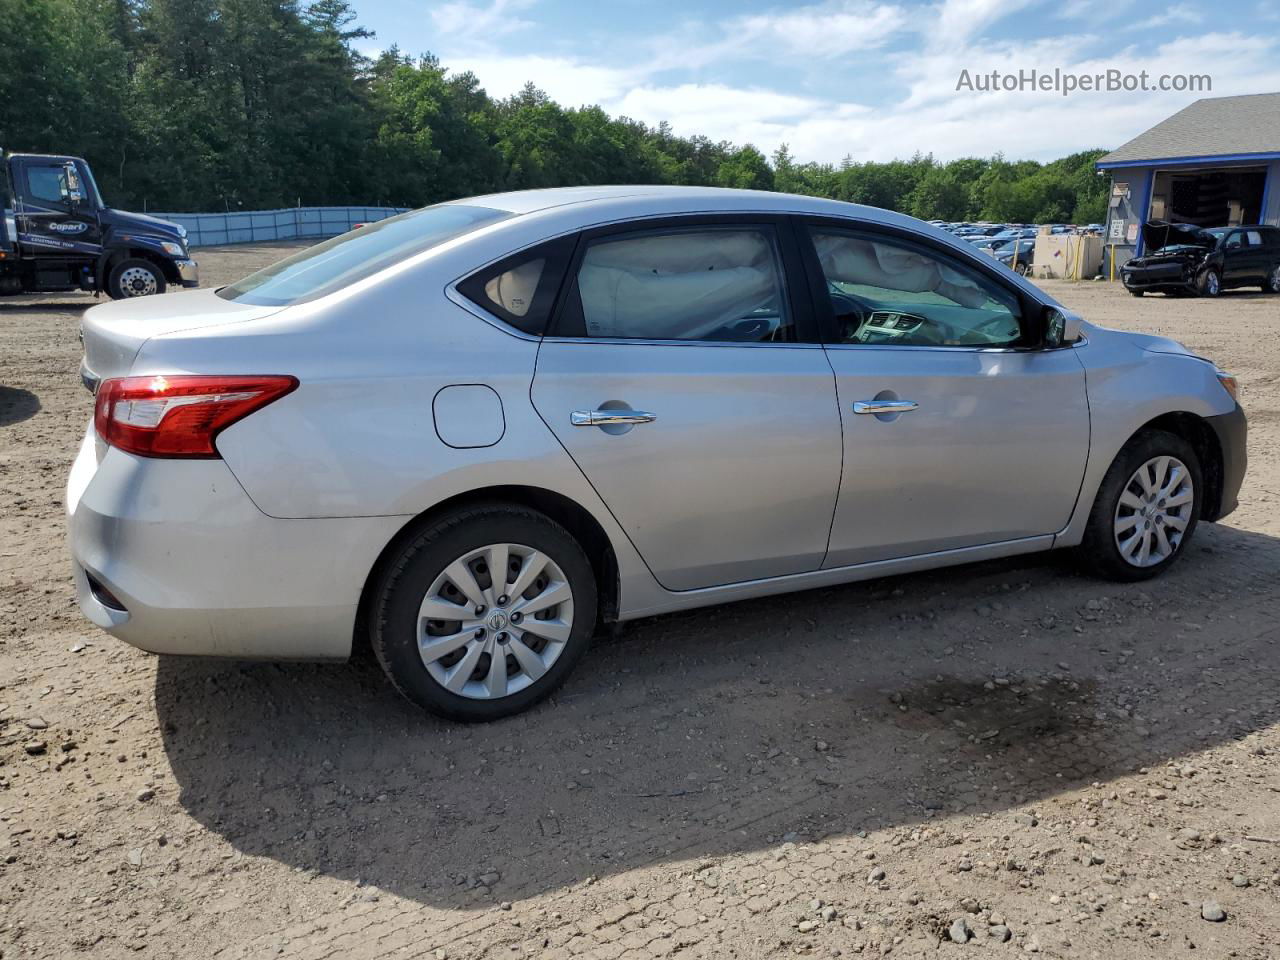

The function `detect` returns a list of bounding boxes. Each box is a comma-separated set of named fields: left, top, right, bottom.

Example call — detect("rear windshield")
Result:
left=217, top=204, right=510, bottom=306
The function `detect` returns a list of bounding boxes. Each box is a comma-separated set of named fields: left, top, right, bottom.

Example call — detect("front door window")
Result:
left=809, top=228, right=1024, bottom=347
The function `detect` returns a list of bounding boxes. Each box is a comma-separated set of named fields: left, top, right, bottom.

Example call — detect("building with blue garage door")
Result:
left=1096, top=92, right=1280, bottom=268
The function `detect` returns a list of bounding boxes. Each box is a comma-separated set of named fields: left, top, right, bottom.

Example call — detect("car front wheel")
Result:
left=1197, top=268, right=1221, bottom=297
left=106, top=258, right=167, bottom=299
left=1079, top=430, right=1202, bottom=582
left=371, top=505, right=597, bottom=721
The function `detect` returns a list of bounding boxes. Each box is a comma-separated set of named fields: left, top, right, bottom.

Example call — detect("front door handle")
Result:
left=852, top=400, right=919, bottom=415
left=571, top=409, right=657, bottom=427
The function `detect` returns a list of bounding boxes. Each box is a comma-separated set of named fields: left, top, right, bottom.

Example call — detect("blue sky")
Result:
left=353, top=0, right=1280, bottom=164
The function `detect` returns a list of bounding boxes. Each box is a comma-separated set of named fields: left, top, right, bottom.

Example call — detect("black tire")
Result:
left=371, top=504, right=597, bottom=722
left=1264, top=265, right=1280, bottom=294
left=1196, top=268, right=1221, bottom=298
left=1128, top=288, right=1144, bottom=297
left=106, top=258, right=167, bottom=300
left=1079, top=430, right=1203, bottom=582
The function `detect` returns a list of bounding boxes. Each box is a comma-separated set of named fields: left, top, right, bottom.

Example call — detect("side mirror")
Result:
left=1043, top=306, right=1082, bottom=348
left=63, top=161, right=84, bottom=206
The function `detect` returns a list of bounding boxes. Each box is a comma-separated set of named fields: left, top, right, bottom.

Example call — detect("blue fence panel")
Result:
left=148, top=206, right=410, bottom=247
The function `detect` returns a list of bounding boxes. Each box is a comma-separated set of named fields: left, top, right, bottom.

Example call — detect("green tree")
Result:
left=715, top=145, right=773, bottom=190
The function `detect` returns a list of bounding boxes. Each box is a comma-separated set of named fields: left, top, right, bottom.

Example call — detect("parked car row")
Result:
left=924, top=221, right=1053, bottom=275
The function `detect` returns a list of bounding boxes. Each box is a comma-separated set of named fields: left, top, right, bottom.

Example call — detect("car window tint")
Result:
left=570, top=228, right=793, bottom=343
left=1225, top=233, right=1245, bottom=249
left=457, top=235, right=575, bottom=336
left=26, top=167, right=69, bottom=206
left=809, top=228, right=1023, bottom=347
left=218, top=204, right=510, bottom=306
left=1246, top=231, right=1263, bottom=246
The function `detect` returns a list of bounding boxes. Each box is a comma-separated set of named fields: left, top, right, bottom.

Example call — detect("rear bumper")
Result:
left=79, top=358, right=99, bottom=394
left=1205, top=403, right=1247, bottom=522
left=65, top=428, right=404, bottom=659
left=174, top=258, right=199, bottom=288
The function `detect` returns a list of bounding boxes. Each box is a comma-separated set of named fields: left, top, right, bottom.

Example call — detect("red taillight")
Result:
left=93, top=374, right=298, bottom=458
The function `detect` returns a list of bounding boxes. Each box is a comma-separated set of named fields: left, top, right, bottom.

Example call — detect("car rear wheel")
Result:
left=1197, top=268, right=1221, bottom=297
left=1128, top=288, right=1143, bottom=297
left=371, top=505, right=597, bottom=721
left=1079, top=430, right=1202, bottom=582
left=106, top=258, right=166, bottom=299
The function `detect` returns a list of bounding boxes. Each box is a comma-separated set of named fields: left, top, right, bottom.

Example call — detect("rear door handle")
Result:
left=571, top=409, right=657, bottom=427
left=852, top=400, right=918, bottom=415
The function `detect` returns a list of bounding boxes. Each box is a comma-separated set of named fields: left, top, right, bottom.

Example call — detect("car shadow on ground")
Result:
left=1140, top=291, right=1275, bottom=301
left=0, top=385, right=40, bottom=426
left=156, top=521, right=1280, bottom=910
left=0, top=300, right=95, bottom=312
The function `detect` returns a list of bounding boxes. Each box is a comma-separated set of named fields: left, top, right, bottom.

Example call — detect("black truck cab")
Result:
left=1, top=151, right=197, bottom=299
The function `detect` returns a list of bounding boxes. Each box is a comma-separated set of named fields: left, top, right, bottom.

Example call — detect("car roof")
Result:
left=7, top=152, right=88, bottom=163
left=447, top=184, right=899, bottom=223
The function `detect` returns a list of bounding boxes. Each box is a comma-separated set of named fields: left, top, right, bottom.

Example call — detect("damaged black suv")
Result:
left=1121, top=220, right=1280, bottom=298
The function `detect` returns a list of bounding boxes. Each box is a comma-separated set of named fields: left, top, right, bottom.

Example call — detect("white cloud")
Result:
left=733, top=1, right=908, bottom=58
left=1131, top=2, right=1204, bottom=29
left=446, top=54, right=642, bottom=105
left=635, top=0, right=910, bottom=75
left=614, top=84, right=837, bottom=145
left=1055, top=0, right=1139, bottom=22
left=430, top=0, right=536, bottom=42
left=921, top=0, right=1034, bottom=49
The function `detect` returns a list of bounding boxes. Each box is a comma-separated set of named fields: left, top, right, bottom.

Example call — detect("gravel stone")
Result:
left=1201, top=900, right=1227, bottom=922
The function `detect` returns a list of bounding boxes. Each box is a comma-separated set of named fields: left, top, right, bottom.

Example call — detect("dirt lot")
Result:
left=2, top=244, right=1280, bottom=960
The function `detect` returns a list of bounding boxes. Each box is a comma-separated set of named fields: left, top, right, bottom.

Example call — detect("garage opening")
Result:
left=1149, top=167, right=1268, bottom=227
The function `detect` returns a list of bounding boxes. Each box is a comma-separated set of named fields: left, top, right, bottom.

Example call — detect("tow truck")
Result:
left=1, top=150, right=197, bottom=299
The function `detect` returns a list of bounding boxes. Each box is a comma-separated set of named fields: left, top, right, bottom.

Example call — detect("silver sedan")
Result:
left=68, top=187, right=1246, bottom=720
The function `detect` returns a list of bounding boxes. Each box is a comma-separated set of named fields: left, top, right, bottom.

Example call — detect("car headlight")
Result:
left=1216, top=369, right=1239, bottom=402
left=160, top=241, right=185, bottom=257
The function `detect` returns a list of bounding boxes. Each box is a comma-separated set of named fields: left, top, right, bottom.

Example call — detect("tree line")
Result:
left=0, top=0, right=1110, bottom=224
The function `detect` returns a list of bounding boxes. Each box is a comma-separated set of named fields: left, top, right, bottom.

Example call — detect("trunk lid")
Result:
left=79, top=289, right=284, bottom=388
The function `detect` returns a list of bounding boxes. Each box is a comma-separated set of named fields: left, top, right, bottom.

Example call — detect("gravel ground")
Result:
left=2, top=244, right=1279, bottom=960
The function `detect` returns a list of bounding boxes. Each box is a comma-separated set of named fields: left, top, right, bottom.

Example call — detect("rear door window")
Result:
left=555, top=226, right=795, bottom=343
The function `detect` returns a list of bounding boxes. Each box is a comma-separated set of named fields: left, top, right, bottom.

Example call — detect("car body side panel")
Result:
left=1053, top=324, right=1238, bottom=547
